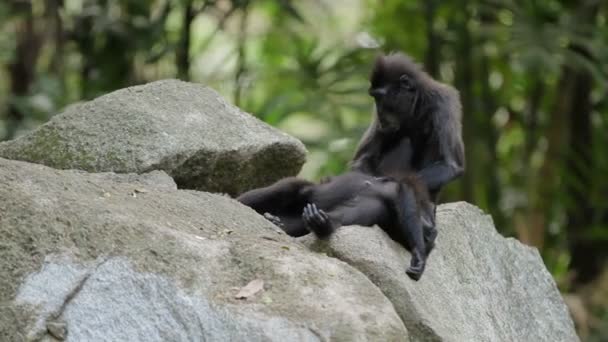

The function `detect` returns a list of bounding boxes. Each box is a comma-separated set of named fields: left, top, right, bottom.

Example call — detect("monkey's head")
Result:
left=368, top=53, right=426, bottom=133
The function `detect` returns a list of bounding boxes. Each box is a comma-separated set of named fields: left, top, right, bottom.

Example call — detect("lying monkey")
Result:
left=237, top=171, right=435, bottom=280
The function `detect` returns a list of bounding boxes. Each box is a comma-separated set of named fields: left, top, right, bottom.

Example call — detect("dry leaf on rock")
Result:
left=235, top=279, right=264, bottom=299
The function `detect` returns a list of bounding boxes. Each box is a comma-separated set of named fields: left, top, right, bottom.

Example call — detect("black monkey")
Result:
left=352, top=52, right=464, bottom=201
left=237, top=171, right=435, bottom=280
left=352, top=52, right=465, bottom=250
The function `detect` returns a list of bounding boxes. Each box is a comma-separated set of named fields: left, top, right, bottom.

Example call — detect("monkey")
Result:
left=237, top=171, right=435, bottom=280
left=353, top=52, right=465, bottom=199
left=351, top=52, right=465, bottom=252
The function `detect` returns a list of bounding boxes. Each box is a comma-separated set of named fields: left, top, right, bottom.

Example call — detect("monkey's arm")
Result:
left=351, top=123, right=384, bottom=174
left=351, top=147, right=381, bottom=174
left=417, top=160, right=464, bottom=192
left=418, top=106, right=465, bottom=191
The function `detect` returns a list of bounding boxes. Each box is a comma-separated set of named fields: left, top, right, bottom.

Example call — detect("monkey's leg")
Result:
left=396, top=187, right=427, bottom=281
left=263, top=213, right=308, bottom=237
left=271, top=215, right=311, bottom=237
left=422, top=203, right=437, bottom=256
left=237, top=177, right=313, bottom=237
left=237, top=177, right=312, bottom=213
left=405, top=227, right=426, bottom=281
left=423, top=225, right=438, bottom=256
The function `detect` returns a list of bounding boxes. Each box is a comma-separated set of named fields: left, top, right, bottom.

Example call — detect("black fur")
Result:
left=352, top=52, right=465, bottom=202
left=237, top=171, right=433, bottom=280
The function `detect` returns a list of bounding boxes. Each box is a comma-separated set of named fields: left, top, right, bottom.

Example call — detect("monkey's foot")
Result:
left=406, top=250, right=426, bottom=281
left=302, top=203, right=334, bottom=238
left=263, top=213, right=284, bottom=229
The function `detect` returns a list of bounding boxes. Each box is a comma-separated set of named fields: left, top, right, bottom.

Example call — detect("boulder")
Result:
left=0, top=158, right=408, bottom=341
left=0, top=80, right=306, bottom=195
left=300, top=202, right=579, bottom=342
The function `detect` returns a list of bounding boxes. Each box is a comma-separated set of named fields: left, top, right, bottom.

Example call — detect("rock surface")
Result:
left=0, top=80, right=306, bottom=195
left=0, top=158, right=408, bottom=342
left=0, top=80, right=579, bottom=342
left=300, top=202, right=579, bottom=342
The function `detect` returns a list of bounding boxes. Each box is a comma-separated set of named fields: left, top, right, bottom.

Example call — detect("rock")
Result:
left=0, top=80, right=306, bottom=195
left=300, top=202, right=579, bottom=342
left=0, top=158, right=408, bottom=342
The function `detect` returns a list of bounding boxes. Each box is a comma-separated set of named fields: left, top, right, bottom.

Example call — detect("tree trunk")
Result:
left=423, top=0, right=439, bottom=77
left=565, top=67, right=602, bottom=286
left=234, top=7, right=249, bottom=107
left=47, top=0, right=65, bottom=75
left=6, top=1, right=42, bottom=140
left=177, top=0, right=194, bottom=81
left=477, top=49, right=503, bottom=229
left=454, top=5, right=474, bottom=202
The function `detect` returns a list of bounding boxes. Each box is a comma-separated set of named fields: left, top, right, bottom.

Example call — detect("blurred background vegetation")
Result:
left=1, top=0, right=607, bottom=339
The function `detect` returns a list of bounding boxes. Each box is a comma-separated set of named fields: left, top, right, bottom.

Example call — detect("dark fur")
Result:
left=352, top=52, right=465, bottom=202
left=237, top=171, right=434, bottom=280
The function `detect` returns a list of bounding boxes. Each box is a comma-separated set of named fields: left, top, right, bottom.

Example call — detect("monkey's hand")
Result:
left=406, top=249, right=426, bottom=281
left=263, top=213, right=284, bottom=229
left=418, top=161, right=464, bottom=192
left=302, top=203, right=335, bottom=238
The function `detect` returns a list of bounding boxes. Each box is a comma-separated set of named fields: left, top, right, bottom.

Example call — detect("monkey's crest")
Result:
left=371, top=52, right=429, bottom=87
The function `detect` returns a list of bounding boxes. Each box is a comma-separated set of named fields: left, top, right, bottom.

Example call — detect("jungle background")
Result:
left=0, top=0, right=606, bottom=339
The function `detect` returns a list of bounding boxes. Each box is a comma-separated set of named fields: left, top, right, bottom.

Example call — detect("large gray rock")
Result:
left=0, top=80, right=306, bottom=195
left=0, top=158, right=408, bottom=341
left=301, top=202, right=578, bottom=342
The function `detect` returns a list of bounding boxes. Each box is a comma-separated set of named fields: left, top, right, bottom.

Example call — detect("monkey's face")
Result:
left=369, top=73, right=419, bottom=133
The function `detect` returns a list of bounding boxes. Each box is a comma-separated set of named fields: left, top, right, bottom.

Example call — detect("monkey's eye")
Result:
left=399, top=75, right=414, bottom=91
